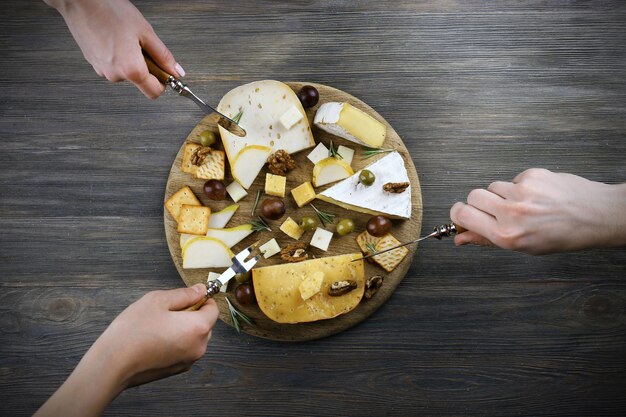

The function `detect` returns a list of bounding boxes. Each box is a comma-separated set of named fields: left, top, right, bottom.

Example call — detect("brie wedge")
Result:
left=217, top=80, right=315, bottom=188
left=316, top=151, right=412, bottom=219
left=314, top=102, right=386, bottom=148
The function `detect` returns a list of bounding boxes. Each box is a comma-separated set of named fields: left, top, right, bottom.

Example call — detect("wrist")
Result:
left=601, top=182, right=626, bottom=248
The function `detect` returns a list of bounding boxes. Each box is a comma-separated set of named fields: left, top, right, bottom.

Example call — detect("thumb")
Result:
left=164, top=284, right=206, bottom=311
left=140, top=27, right=184, bottom=78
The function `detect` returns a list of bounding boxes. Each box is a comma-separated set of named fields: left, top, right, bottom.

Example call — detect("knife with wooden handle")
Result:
left=143, top=51, right=246, bottom=137
left=354, top=222, right=467, bottom=261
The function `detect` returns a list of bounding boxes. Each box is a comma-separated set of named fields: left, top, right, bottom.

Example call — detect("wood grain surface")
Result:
left=164, top=82, right=422, bottom=341
left=1, top=1, right=625, bottom=416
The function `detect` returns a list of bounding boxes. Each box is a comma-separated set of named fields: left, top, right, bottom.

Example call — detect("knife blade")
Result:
left=143, top=52, right=246, bottom=137
left=354, top=222, right=466, bottom=261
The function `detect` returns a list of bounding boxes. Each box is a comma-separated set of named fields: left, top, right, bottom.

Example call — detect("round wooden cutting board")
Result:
left=164, top=82, right=422, bottom=341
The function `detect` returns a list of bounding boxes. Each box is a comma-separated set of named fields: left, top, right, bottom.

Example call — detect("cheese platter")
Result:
left=164, top=81, right=423, bottom=341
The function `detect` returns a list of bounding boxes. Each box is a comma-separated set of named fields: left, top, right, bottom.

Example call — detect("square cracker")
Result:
left=196, top=150, right=225, bottom=180
left=373, top=233, right=408, bottom=272
left=165, top=186, right=201, bottom=221
left=356, top=231, right=381, bottom=254
left=181, top=142, right=202, bottom=174
left=177, top=204, right=211, bottom=235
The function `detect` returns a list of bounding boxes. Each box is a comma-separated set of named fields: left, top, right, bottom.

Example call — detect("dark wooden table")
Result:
left=1, top=1, right=625, bottom=416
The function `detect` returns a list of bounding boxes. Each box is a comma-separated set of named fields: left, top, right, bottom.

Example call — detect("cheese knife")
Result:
left=355, top=222, right=467, bottom=261
left=143, top=52, right=246, bottom=137
left=185, top=242, right=260, bottom=311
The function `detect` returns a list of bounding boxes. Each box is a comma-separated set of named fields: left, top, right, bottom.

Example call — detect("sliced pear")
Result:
left=208, top=204, right=240, bottom=228
left=205, top=224, right=254, bottom=248
left=182, top=237, right=234, bottom=269
left=231, top=145, right=273, bottom=189
left=312, top=157, right=354, bottom=187
left=180, top=233, right=196, bottom=248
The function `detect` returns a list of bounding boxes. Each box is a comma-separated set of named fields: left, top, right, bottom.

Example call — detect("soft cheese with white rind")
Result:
left=217, top=80, right=315, bottom=187
left=316, top=151, right=411, bottom=219
left=314, top=102, right=386, bottom=148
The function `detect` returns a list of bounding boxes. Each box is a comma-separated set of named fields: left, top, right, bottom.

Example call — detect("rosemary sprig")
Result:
left=250, top=216, right=272, bottom=232
left=251, top=190, right=261, bottom=215
left=232, top=110, right=243, bottom=124
left=226, top=296, right=255, bottom=333
left=310, top=204, right=335, bottom=227
left=361, top=147, right=394, bottom=160
left=328, top=140, right=343, bottom=159
left=365, top=242, right=378, bottom=255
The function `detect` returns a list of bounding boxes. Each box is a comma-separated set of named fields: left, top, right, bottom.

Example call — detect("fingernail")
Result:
left=175, top=63, right=185, bottom=77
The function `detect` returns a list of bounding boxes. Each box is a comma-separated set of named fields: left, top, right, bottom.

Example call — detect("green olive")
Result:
left=300, top=216, right=317, bottom=232
left=235, top=271, right=251, bottom=284
left=336, top=218, right=355, bottom=236
left=359, top=169, right=376, bottom=186
left=199, top=130, right=217, bottom=147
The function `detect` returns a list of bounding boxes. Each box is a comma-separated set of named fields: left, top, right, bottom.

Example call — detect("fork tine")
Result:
left=242, top=255, right=260, bottom=271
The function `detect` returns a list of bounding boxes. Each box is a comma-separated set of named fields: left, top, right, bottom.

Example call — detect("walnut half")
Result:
left=383, top=182, right=409, bottom=193
left=191, top=147, right=212, bottom=166
left=267, top=149, right=296, bottom=176
left=280, top=242, right=309, bottom=263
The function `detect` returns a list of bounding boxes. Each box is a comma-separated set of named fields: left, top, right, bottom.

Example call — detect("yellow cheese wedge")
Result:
left=314, top=102, right=386, bottom=148
left=252, top=253, right=365, bottom=323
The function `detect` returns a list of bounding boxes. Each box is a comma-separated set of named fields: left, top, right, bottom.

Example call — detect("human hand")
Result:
left=45, top=0, right=183, bottom=98
left=450, top=168, right=626, bottom=255
left=34, top=285, right=218, bottom=417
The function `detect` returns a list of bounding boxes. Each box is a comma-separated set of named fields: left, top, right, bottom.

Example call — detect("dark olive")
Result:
left=297, top=85, right=319, bottom=108
left=235, top=282, right=256, bottom=305
left=235, top=271, right=251, bottom=284
left=260, top=197, right=286, bottom=220
left=366, top=215, right=392, bottom=237
left=203, top=179, right=226, bottom=200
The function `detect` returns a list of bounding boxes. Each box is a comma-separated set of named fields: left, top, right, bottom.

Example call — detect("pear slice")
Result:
left=312, top=157, right=354, bottom=187
left=208, top=204, right=240, bottom=228
left=182, top=237, right=234, bottom=269
left=205, top=224, right=254, bottom=248
left=231, top=145, right=273, bottom=189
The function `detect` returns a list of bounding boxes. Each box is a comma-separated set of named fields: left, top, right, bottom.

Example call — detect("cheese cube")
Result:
left=259, top=238, right=281, bottom=258
left=337, top=145, right=354, bottom=165
left=280, top=217, right=304, bottom=240
left=298, top=271, right=325, bottom=300
left=290, top=181, right=316, bottom=207
left=307, top=142, right=329, bottom=164
left=207, top=271, right=227, bottom=293
left=310, top=227, right=333, bottom=251
left=279, top=105, right=304, bottom=130
left=265, top=173, right=286, bottom=197
left=226, top=181, right=248, bottom=203
left=314, top=102, right=386, bottom=148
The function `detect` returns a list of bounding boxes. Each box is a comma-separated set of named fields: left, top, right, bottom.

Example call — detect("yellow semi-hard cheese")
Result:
left=314, top=102, right=386, bottom=148
left=252, top=253, right=365, bottom=324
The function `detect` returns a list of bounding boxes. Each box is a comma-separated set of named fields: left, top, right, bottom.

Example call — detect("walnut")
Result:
left=280, top=242, right=309, bottom=263
left=383, top=182, right=409, bottom=193
left=191, top=146, right=212, bottom=166
left=328, top=280, right=358, bottom=297
left=364, top=275, right=384, bottom=299
left=267, top=149, right=296, bottom=176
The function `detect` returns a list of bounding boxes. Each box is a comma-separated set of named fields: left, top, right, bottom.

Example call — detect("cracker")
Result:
left=165, top=186, right=201, bottom=221
left=196, top=150, right=225, bottom=180
left=355, top=231, right=381, bottom=254
left=177, top=204, right=211, bottom=235
left=372, top=233, right=408, bottom=272
left=181, top=142, right=202, bottom=174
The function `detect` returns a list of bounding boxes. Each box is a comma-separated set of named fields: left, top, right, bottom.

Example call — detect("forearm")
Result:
left=34, top=342, right=124, bottom=417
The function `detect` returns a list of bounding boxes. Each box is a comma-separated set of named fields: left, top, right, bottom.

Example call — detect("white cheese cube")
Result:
left=259, top=238, right=281, bottom=258
left=337, top=145, right=354, bottom=165
left=226, top=181, right=248, bottom=203
left=310, top=227, right=333, bottom=251
left=279, top=105, right=304, bottom=130
left=207, top=271, right=227, bottom=293
left=307, top=142, right=329, bottom=164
